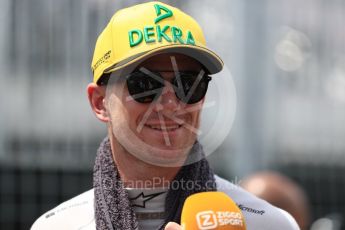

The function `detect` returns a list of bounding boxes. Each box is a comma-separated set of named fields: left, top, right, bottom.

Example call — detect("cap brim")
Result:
left=102, top=44, right=223, bottom=83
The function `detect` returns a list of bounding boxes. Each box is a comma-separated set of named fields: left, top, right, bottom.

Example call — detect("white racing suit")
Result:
left=31, top=175, right=300, bottom=230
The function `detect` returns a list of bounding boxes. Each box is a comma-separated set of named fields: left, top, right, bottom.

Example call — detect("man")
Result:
left=32, top=2, right=300, bottom=229
left=241, top=171, right=311, bottom=230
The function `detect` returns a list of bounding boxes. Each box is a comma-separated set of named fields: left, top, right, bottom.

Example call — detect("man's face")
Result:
left=106, top=53, right=206, bottom=166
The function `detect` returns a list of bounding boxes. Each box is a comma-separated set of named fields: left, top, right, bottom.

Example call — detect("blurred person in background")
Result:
left=241, top=170, right=311, bottom=230
left=31, top=2, right=299, bottom=229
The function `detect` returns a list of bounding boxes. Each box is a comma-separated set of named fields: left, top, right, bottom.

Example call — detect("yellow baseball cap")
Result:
left=91, top=1, right=223, bottom=84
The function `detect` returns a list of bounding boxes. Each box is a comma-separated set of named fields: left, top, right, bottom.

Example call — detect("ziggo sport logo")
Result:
left=196, top=210, right=244, bottom=229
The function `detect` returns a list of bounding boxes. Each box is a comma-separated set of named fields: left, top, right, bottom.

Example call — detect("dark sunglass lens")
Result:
left=174, top=74, right=211, bottom=104
left=127, top=72, right=163, bottom=103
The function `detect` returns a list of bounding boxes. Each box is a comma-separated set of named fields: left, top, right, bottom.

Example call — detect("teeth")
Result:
left=147, top=125, right=181, bottom=131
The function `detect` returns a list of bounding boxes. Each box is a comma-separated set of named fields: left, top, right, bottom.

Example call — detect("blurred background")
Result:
left=0, top=0, right=344, bottom=229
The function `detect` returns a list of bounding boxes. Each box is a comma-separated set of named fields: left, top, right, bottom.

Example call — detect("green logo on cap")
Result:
left=154, top=4, right=173, bottom=24
left=128, top=4, right=196, bottom=47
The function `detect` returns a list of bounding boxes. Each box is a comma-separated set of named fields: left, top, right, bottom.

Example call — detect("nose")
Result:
left=153, top=80, right=179, bottom=112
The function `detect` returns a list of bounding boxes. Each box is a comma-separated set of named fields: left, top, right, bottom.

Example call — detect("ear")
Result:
left=87, top=83, right=109, bottom=123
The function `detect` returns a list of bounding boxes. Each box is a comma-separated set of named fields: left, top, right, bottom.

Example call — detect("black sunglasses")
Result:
left=125, top=68, right=212, bottom=104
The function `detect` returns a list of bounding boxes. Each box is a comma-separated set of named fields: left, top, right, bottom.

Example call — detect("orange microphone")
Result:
left=181, top=192, right=246, bottom=230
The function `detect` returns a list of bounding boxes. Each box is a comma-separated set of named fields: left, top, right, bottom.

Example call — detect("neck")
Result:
left=108, top=133, right=182, bottom=188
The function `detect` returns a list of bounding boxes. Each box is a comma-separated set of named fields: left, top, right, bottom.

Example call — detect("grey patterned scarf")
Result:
left=93, top=137, right=216, bottom=230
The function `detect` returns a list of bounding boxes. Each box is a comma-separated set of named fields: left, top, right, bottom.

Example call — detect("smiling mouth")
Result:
left=145, top=124, right=183, bottom=131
